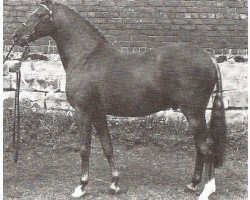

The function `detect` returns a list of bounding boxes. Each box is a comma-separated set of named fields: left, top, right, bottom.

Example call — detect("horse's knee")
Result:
left=103, top=145, right=113, bottom=157
left=80, top=145, right=90, bottom=159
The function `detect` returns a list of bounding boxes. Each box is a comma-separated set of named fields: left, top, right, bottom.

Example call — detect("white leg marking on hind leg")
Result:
left=71, top=185, right=86, bottom=198
left=110, top=182, right=120, bottom=193
left=198, top=178, right=216, bottom=200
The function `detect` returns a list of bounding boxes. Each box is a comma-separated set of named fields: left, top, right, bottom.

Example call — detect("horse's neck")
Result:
left=52, top=6, right=107, bottom=72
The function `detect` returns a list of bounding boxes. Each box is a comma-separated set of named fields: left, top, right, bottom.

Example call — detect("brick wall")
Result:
left=3, top=0, right=248, bottom=55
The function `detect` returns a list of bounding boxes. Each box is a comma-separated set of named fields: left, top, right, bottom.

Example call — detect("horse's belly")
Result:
left=102, top=95, right=176, bottom=117
left=105, top=106, right=167, bottom=117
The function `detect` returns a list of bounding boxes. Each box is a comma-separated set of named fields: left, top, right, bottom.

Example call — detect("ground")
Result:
left=3, top=108, right=247, bottom=200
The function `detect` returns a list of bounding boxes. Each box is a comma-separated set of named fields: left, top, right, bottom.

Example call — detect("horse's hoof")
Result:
left=198, top=178, right=216, bottom=200
left=187, top=183, right=197, bottom=192
left=109, top=183, right=120, bottom=194
left=198, top=196, right=209, bottom=200
left=71, top=185, right=86, bottom=198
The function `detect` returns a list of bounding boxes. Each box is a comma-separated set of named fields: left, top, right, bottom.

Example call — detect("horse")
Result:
left=12, top=1, right=227, bottom=199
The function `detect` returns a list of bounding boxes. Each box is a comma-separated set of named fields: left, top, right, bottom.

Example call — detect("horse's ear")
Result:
left=40, top=0, right=53, bottom=4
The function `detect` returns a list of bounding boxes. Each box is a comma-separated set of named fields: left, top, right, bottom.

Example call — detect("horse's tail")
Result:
left=209, top=60, right=227, bottom=168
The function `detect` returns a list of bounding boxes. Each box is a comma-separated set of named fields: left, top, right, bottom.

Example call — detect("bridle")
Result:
left=21, top=4, right=54, bottom=44
left=5, top=4, right=53, bottom=63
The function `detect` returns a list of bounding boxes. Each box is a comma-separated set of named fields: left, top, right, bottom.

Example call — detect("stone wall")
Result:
left=3, top=0, right=248, bottom=55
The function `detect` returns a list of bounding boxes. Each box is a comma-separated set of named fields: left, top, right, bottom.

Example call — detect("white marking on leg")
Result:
left=112, top=170, right=119, bottom=177
left=110, top=182, right=120, bottom=193
left=198, top=178, right=216, bottom=200
left=71, top=185, right=86, bottom=198
left=81, top=174, right=88, bottom=182
left=187, top=183, right=197, bottom=191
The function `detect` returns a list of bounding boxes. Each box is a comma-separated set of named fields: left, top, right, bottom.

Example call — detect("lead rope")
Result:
left=4, top=44, right=30, bottom=162
left=13, top=45, right=30, bottom=163
left=13, top=64, right=20, bottom=163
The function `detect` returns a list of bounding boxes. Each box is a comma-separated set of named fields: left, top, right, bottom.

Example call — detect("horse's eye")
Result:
left=33, top=13, right=40, bottom=18
left=39, top=13, right=47, bottom=18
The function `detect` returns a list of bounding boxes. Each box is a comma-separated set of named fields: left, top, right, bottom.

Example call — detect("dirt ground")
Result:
left=3, top=135, right=247, bottom=200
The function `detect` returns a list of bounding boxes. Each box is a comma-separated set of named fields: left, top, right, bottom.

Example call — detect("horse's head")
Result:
left=13, top=0, right=55, bottom=47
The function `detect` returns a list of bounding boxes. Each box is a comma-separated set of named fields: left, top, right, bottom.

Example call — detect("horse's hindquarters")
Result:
left=160, top=46, right=217, bottom=110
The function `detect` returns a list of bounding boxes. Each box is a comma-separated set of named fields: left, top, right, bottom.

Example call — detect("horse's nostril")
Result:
left=13, top=33, right=20, bottom=41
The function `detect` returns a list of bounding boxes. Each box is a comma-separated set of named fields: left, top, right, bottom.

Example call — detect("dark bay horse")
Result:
left=13, top=1, right=226, bottom=199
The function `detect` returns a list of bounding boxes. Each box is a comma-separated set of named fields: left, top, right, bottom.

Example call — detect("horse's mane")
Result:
left=54, top=2, right=107, bottom=42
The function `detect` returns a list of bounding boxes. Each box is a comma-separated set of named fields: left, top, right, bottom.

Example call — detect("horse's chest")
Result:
left=65, top=75, right=94, bottom=108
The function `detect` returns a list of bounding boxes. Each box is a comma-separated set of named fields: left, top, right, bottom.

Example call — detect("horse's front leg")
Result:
left=93, top=113, right=120, bottom=194
left=72, top=108, right=93, bottom=198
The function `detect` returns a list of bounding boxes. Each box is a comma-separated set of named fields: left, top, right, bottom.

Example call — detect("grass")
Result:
left=3, top=100, right=248, bottom=200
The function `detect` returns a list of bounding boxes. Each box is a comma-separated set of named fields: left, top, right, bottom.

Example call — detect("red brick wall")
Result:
left=3, top=0, right=248, bottom=55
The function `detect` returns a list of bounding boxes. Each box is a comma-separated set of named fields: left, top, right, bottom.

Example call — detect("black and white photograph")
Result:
left=3, top=0, right=248, bottom=199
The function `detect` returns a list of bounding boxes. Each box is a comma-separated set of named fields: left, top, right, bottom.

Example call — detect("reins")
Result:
left=4, top=44, right=30, bottom=163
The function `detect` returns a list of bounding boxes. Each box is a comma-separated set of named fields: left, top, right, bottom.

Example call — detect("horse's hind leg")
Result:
left=93, top=113, right=120, bottom=194
left=72, top=108, right=93, bottom=198
left=187, top=150, right=204, bottom=191
left=183, top=108, right=216, bottom=200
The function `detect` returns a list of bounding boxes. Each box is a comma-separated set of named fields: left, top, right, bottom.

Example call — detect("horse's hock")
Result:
left=3, top=54, right=247, bottom=128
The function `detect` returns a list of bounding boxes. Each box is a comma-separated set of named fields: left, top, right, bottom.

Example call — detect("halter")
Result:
left=21, top=4, right=53, bottom=43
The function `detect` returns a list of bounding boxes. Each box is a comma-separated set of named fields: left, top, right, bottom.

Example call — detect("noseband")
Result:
left=21, top=4, right=53, bottom=43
